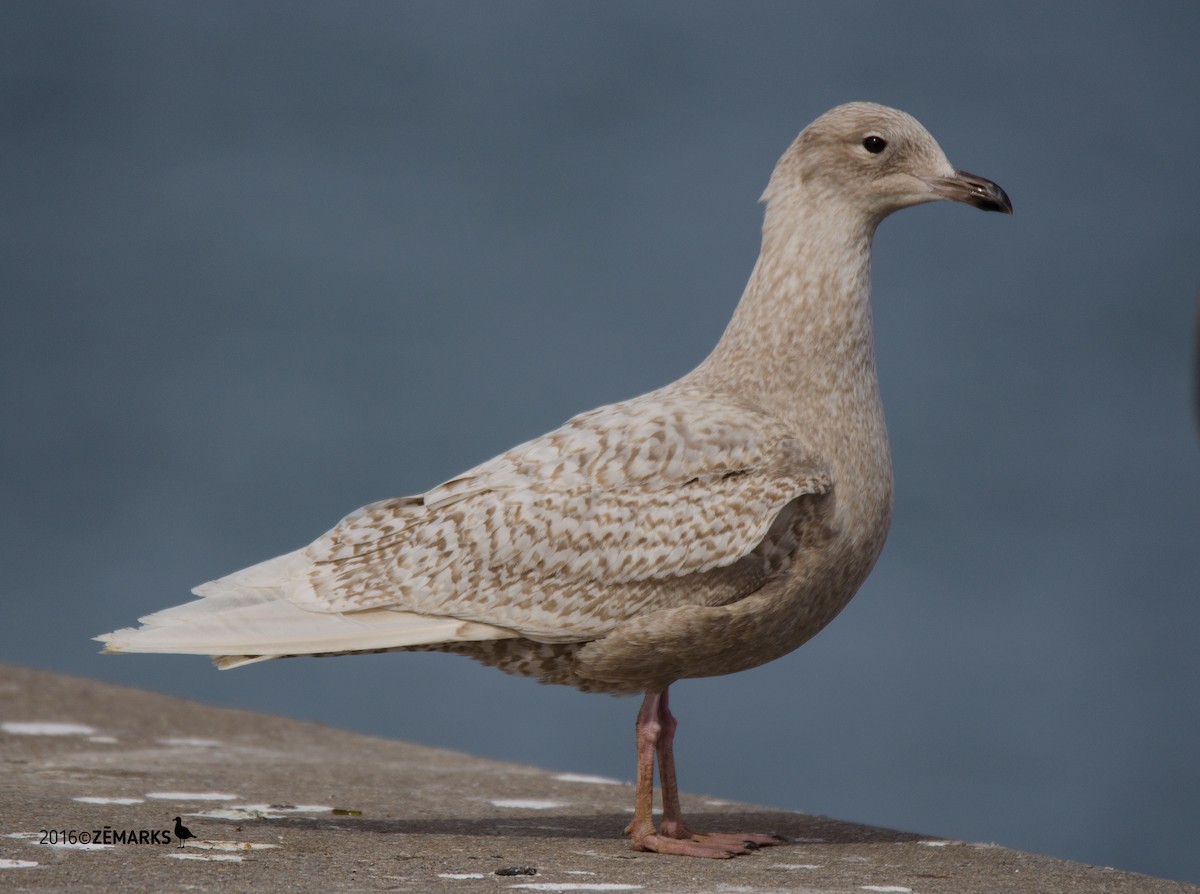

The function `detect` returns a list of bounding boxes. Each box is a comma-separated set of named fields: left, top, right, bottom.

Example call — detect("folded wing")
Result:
left=97, top=388, right=831, bottom=661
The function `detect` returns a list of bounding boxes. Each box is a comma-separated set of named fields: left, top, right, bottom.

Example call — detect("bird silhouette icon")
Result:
left=172, top=816, right=196, bottom=848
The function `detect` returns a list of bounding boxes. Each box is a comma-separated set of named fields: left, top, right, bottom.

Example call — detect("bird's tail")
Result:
left=94, top=549, right=516, bottom=669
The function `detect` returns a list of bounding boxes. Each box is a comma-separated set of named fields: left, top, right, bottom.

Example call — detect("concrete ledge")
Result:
left=0, top=663, right=1193, bottom=893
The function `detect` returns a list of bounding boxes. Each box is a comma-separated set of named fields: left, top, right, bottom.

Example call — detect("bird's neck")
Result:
left=687, top=198, right=893, bottom=541
left=690, top=200, right=881, bottom=433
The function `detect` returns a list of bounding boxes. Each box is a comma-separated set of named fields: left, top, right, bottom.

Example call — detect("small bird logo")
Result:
left=172, top=816, right=196, bottom=849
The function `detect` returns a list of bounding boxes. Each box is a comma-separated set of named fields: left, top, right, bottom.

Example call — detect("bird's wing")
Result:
left=289, top=388, right=831, bottom=640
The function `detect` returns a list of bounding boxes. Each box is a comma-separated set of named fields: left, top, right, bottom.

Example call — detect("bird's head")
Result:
left=763, top=102, right=1012, bottom=229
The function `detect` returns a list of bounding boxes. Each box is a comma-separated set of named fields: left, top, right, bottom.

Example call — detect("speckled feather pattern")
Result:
left=297, top=389, right=831, bottom=641
left=98, top=102, right=1001, bottom=698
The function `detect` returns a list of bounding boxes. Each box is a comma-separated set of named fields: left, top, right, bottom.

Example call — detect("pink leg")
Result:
left=622, top=692, right=661, bottom=845
left=624, top=688, right=782, bottom=858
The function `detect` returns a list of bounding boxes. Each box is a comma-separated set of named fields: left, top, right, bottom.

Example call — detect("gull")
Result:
left=98, top=102, right=1011, bottom=858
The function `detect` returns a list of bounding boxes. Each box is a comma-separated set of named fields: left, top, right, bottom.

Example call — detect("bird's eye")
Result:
left=862, top=135, right=887, bottom=154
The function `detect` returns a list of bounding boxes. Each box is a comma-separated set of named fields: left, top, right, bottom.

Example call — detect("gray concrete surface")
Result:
left=1, top=662, right=1194, bottom=893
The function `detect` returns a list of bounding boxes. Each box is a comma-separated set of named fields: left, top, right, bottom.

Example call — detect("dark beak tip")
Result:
left=951, top=168, right=1013, bottom=215
left=991, top=184, right=1014, bottom=215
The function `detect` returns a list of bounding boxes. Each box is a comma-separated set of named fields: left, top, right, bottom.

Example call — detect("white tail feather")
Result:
left=94, top=549, right=516, bottom=666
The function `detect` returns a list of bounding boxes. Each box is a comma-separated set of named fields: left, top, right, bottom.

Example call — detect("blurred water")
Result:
left=2, top=1, right=1198, bottom=883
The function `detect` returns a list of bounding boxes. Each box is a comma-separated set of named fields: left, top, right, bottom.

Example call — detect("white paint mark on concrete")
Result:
left=489, top=799, right=570, bottom=810
left=509, top=886, right=642, bottom=892
left=189, top=803, right=332, bottom=821
left=188, top=840, right=280, bottom=852
left=496, top=826, right=577, bottom=835
left=145, top=792, right=238, bottom=801
left=86, top=736, right=118, bottom=744
left=189, top=809, right=268, bottom=821
left=6, top=831, right=112, bottom=851
left=158, top=737, right=224, bottom=748
left=770, top=863, right=821, bottom=869
left=439, top=873, right=486, bottom=879
left=2, top=722, right=97, bottom=736
left=862, top=887, right=913, bottom=893
left=0, top=859, right=39, bottom=868
left=552, top=773, right=623, bottom=786
left=166, top=853, right=243, bottom=862
left=72, top=796, right=144, bottom=805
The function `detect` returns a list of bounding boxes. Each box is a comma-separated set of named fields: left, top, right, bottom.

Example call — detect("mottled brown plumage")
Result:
left=98, top=102, right=1011, bottom=858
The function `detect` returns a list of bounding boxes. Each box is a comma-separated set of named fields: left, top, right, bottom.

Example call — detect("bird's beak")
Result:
left=925, top=169, right=1013, bottom=214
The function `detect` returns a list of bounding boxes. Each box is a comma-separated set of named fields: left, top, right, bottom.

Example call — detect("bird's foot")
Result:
left=631, top=830, right=749, bottom=858
left=627, top=819, right=782, bottom=858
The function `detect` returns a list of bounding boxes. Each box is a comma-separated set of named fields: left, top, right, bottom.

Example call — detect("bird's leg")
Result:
left=624, top=689, right=780, bottom=858
left=622, top=691, right=662, bottom=845
left=653, top=688, right=783, bottom=853
left=653, top=686, right=687, bottom=838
